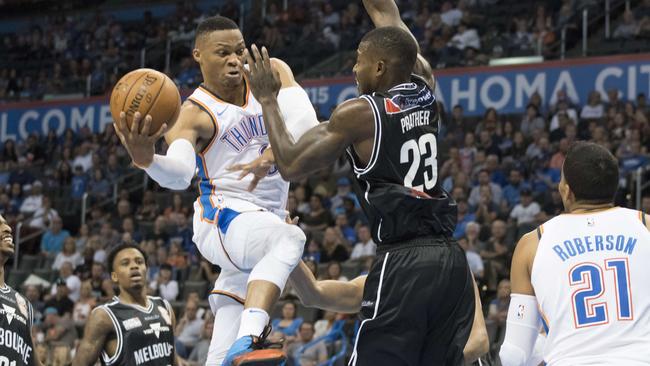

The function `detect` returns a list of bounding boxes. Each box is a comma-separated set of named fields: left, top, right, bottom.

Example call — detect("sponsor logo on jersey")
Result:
left=122, top=317, right=142, bottom=331
left=143, top=322, right=170, bottom=339
left=15, top=294, right=27, bottom=318
left=587, top=218, right=595, bottom=227
left=158, top=306, right=172, bottom=325
left=361, top=300, right=375, bottom=308
left=2, top=304, right=16, bottom=325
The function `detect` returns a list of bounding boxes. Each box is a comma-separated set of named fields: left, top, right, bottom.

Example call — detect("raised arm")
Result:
left=72, top=307, right=113, bottom=366
left=289, top=261, right=366, bottom=313
left=241, top=45, right=372, bottom=181
left=362, top=0, right=435, bottom=89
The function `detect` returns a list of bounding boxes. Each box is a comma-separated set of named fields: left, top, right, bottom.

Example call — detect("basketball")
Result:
left=110, top=68, right=181, bottom=135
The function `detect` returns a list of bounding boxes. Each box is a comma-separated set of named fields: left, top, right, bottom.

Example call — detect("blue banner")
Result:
left=2, top=53, right=649, bottom=143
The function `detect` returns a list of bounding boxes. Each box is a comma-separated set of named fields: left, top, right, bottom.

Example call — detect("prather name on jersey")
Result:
left=400, top=110, right=430, bottom=133
left=552, top=234, right=637, bottom=262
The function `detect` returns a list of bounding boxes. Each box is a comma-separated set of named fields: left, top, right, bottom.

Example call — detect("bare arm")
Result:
left=289, top=261, right=366, bottom=313
left=362, top=0, right=436, bottom=88
left=72, top=308, right=112, bottom=366
left=510, top=231, right=538, bottom=296
left=463, top=277, right=489, bottom=363
left=242, top=46, right=371, bottom=181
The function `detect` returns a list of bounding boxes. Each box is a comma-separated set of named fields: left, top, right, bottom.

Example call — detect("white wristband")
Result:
left=143, top=138, right=196, bottom=190
left=499, top=294, right=541, bottom=366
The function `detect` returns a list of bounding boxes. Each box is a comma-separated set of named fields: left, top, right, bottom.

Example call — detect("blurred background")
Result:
left=0, top=0, right=648, bottom=365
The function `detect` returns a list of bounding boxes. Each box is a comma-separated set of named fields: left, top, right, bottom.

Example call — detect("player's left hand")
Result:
left=241, top=44, right=281, bottom=101
left=227, top=155, right=274, bottom=192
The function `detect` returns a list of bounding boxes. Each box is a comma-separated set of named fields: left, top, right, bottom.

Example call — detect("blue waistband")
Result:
left=217, top=207, right=240, bottom=234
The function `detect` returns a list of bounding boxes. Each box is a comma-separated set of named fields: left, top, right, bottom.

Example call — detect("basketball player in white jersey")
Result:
left=113, top=16, right=318, bottom=366
left=500, top=142, right=650, bottom=366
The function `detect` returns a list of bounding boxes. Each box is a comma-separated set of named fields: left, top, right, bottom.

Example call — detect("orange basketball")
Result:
left=110, top=68, right=181, bottom=135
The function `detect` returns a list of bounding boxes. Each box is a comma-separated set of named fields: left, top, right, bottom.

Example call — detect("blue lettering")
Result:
left=553, top=245, right=569, bottom=261
left=239, top=119, right=253, bottom=140
left=584, top=236, right=593, bottom=252
left=616, top=235, right=625, bottom=251
left=624, top=237, right=637, bottom=255
left=258, top=115, right=267, bottom=135
left=247, top=116, right=259, bottom=136
left=564, top=240, right=577, bottom=256
left=594, top=235, right=604, bottom=251
left=605, top=235, right=614, bottom=250
left=221, top=134, right=242, bottom=152
left=574, top=237, right=586, bottom=254
left=230, top=127, right=248, bottom=146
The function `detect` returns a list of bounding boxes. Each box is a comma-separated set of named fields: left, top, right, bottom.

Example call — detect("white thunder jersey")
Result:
left=531, top=207, right=650, bottom=365
left=188, top=82, right=288, bottom=219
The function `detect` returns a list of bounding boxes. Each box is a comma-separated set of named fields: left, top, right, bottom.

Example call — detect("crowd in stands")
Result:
left=2, top=0, right=649, bottom=101
left=1, top=0, right=650, bottom=365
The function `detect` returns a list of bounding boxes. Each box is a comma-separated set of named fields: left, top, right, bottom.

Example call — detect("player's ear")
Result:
left=192, top=48, right=201, bottom=64
left=110, top=271, right=118, bottom=283
left=376, top=60, right=385, bottom=76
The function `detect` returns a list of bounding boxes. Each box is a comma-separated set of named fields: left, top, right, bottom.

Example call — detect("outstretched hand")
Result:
left=226, top=154, right=275, bottom=192
left=114, top=111, right=167, bottom=168
left=240, top=44, right=281, bottom=102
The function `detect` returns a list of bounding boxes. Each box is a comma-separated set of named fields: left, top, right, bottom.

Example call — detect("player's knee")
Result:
left=277, top=224, right=306, bottom=264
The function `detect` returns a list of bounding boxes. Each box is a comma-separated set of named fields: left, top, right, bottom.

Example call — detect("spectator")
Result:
left=459, top=235, right=484, bottom=280
left=286, top=322, right=328, bottom=366
left=9, top=157, right=35, bottom=187
left=88, top=262, right=107, bottom=300
left=320, top=227, right=349, bottom=263
left=550, top=100, right=578, bottom=132
left=136, top=190, right=160, bottom=221
left=480, top=220, right=510, bottom=291
left=350, top=225, right=376, bottom=260
left=329, top=177, right=357, bottom=216
left=164, top=193, right=190, bottom=226
left=167, top=240, right=188, bottom=269
left=42, top=306, right=78, bottom=350
left=314, top=311, right=337, bottom=339
left=469, top=170, right=503, bottom=207
left=52, top=261, right=82, bottom=302
left=440, top=1, right=463, bottom=26
left=44, top=278, right=74, bottom=316
left=453, top=198, right=476, bottom=239
left=301, top=194, right=333, bottom=233
left=72, top=281, right=96, bottom=327
left=321, top=261, right=348, bottom=281
left=519, top=104, right=545, bottom=137
left=175, top=299, right=205, bottom=358
left=29, top=195, right=59, bottom=230
left=509, top=188, right=541, bottom=226
left=550, top=138, right=570, bottom=169
left=272, top=301, right=303, bottom=339
left=333, top=213, right=356, bottom=244
left=502, top=169, right=527, bottom=208
left=25, top=284, right=45, bottom=324
left=19, top=180, right=44, bottom=216
left=613, top=10, right=638, bottom=39
left=487, top=279, right=511, bottom=350
left=149, top=263, right=179, bottom=301
left=41, top=216, right=70, bottom=255
left=185, top=318, right=213, bottom=365
left=303, top=238, right=322, bottom=264
left=606, top=88, right=625, bottom=112
left=70, top=165, right=88, bottom=199
left=52, top=237, right=82, bottom=270
left=88, top=168, right=110, bottom=201
left=580, top=91, right=605, bottom=120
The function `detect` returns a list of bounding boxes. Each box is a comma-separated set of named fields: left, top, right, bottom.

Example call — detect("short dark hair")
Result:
left=107, top=243, right=148, bottom=273
left=195, top=15, right=239, bottom=40
left=360, top=26, right=417, bottom=79
left=563, top=141, right=619, bottom=203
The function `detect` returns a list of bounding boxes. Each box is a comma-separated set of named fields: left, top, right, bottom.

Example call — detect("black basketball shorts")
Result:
left=349, top=236, right=475, bottom=366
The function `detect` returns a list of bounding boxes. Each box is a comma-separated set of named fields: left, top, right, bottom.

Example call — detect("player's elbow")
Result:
left=467, top=328, right=489, bottom=362
left=499, top=342, right=528, bottom=366
left=277, top=164, right=306, bottom=182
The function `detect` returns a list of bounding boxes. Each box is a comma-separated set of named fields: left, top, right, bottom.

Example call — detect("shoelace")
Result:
left=251, top=324, right=284, bottom=350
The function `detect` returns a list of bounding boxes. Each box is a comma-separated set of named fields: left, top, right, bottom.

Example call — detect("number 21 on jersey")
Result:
left=569, top=258, right=633, bottom=328
left=400, top=133, right=438, bottom=192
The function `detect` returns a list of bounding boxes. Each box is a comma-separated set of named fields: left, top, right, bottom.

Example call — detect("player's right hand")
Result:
left=114, top=111, right=167, bottom=168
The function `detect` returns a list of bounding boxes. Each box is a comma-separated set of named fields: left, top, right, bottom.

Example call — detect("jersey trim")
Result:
left=536, top=225, right=544, bottom=240
left=210, top=290, right=245, bottom=305
left=196, top=154, right=218, bottom=224
left=198, top=79, right=251, bottom=109
left=639, top=210, right=646, bottom=226
left=0, top=284, right=10, bottom=293
left=187, top=97, right=219, bottom=156
left=99, top=305, right=124, bottom=366
left=352, top=95, right=381, bottom=177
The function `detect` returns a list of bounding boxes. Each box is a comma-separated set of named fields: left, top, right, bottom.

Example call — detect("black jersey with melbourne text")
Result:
left=100, top=296, right=174, bottom=366
left=0, top=284, right=35, bottom=366
left=346, top=75, right=456, bottom=245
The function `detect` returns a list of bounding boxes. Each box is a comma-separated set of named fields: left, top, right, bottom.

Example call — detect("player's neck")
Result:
left=376, top=74, right=412, bottom=94
left=568, top=202, right=615, bottom=214
left=119, top=287, right=149, bottom=308
left=0, top=261, right=5, bottom=288
left=203, top=81, right=247, bottom=107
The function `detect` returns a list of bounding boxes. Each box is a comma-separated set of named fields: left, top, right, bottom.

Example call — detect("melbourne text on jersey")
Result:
left=220, top=114, right=267, bottom=152
left=0, top=327, right=32, bottom=364
left=552, top=234, right=637, bottom=262
left=134, top=342, right=173, bottom=365
left=401, top=110, right=430, bottom=133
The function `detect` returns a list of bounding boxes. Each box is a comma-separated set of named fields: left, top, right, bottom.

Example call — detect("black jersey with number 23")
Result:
left=0, top=284, right=35, bottom=366
left=346, top=75, right=456, bottom=245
